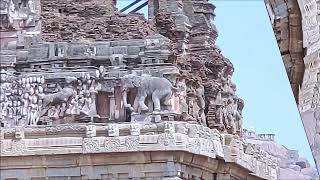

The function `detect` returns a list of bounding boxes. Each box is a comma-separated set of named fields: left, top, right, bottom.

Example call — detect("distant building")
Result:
left=243, top=127, right=275, bottom=141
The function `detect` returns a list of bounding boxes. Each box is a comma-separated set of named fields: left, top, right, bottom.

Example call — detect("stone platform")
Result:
left=0, top=121, right=278, bottom=179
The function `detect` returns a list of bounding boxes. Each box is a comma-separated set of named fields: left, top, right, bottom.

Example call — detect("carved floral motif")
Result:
left=11, top=140, right=26, bottom=153
left=83, top=138, right=100, bottom=153
left=104, top=138, right=121, bottom=152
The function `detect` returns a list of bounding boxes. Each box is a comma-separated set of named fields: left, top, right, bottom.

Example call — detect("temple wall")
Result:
left=41, top=0, right=154, bottom=42
left=265, top=0, right=304, bottom=103
left=265, top=0, right=320, bottom=172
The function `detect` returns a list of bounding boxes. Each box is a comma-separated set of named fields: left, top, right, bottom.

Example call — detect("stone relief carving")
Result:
left=83, top=138, right=100, bottom=153
left=0, top=0, right=37, bottom=30
left=104, top=138, right=121, bottom=152
left=86, top=125, right=96, bottom=138
left=107, top=124, right=119, bottom=137
left=0, top=38, right=243, bottom=139
left=124, top=137, right=139, bottom=150
left=41, top=76, right=76, bottom=118
left=45, top=124, right=85, bottom=135
left=224, top=98, right=243, bottom=135
left=130, top=123, right=141, bottom=136
left=121, top=74, right=177, bottom=114
left=14, top=128, right=24, bottom=139
left=0, top=67, right=243, bottom=140
left=0, top=70, right=105, bottom=126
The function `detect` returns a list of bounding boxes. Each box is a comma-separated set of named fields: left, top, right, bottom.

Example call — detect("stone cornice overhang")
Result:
left=0, top=151, right=265, bottom=180
left=0, top=122, right=278, bottom=179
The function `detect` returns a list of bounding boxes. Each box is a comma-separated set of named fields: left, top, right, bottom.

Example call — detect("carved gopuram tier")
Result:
left=1, top=0, right=279, bottom=179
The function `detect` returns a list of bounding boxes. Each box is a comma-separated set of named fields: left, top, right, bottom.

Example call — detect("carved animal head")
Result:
left=121, top=74, right=141, bottom=89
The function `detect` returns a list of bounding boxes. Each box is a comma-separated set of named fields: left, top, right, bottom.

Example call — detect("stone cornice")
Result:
left=0, top=121, right=278, bottom=179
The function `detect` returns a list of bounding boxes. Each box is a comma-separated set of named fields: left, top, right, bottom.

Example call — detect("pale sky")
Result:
left=212, top=0, right=314, bottom=165
left=116, top=0, right=315, bottom=165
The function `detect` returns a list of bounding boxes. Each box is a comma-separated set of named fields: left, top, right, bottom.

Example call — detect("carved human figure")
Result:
left=0, top=96, right=4, bottom=120
left=7, top=101, right=14, bottom=123
left=87, top=81, right=99, bottom=119
left=222, top=75, right=232, bottom=94
left=67, top=95, right=79, bottom=115
left=232, top=98, right=243, bottom=136
left=14, top=101, right=23, bottom=126
left=48, top=105, right=59, bottom=120
left=176, top=122, right=188, bottom=135
left=77, top=74, right=100, bottom=121
left=21, top=93, right=29, bottom=117
left=176, top=78, right=188, bottom=114
left=218, top=66, right=227, bottom=83
left=28, top=95, right=39, bottom=125
left=215, top=104, right=225, bottom=130
left=79, top=90, right=90, bottom=115
left=194, top=81, right=206, bottom=125
left=121, top=74, right=177, bottom=113
left=224, top=99, right=237, bottom=135
left=164, top=122, right=175, bottom=134
left=59, top=103, right=67, bottom=117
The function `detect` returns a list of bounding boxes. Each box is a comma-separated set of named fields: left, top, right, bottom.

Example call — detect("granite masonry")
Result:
left=0, top=0, right=283, bottom=179
left=244, top=128, right=318, bottom=180
left=265, top=0, right=320, bottom=172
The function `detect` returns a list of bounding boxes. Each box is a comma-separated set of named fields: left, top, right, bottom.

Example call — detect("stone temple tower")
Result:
left=0, top=0, right=278, bottom=179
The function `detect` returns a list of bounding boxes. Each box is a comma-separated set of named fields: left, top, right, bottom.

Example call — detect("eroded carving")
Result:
left=121, top=74, right=177, bottom=114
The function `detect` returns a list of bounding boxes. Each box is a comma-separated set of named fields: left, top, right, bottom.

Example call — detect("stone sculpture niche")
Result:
left=0, top=69, right=104, bottom=127
left=121, top=74, right=177, bottom=114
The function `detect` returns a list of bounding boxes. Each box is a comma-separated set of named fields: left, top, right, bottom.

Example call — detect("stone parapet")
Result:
left=2, top=34, right=171, bottom=71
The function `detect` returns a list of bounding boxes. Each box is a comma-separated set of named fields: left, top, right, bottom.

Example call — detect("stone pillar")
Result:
left=109, top=94, right=116, bottom=120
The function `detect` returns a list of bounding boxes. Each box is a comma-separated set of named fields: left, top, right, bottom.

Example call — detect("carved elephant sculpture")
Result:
left=121, top=74, right=177, bottom=113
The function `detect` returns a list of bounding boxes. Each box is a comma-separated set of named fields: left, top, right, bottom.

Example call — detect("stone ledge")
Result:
left=0, top=121, right=278, bottom=179
left=0, top=151, right=268, bottom=180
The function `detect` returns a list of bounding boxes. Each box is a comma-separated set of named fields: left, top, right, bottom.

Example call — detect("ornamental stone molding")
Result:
left=0, top=122, right=278, bottom=179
